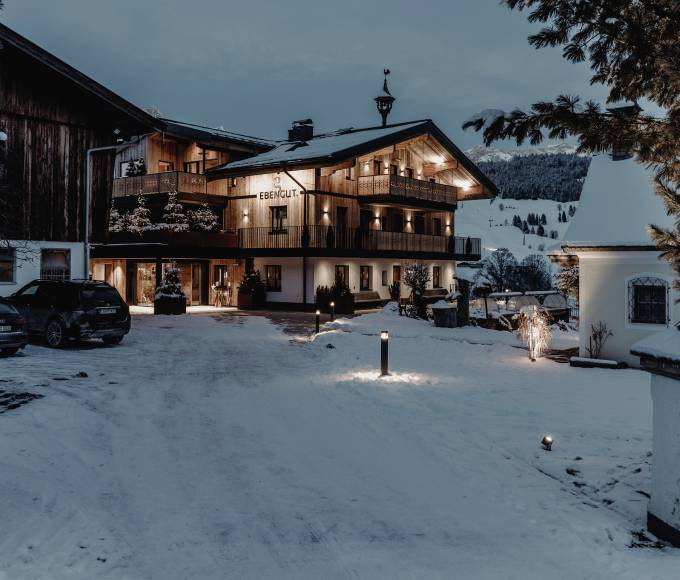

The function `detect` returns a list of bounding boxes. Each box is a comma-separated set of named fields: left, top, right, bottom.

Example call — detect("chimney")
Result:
left=288, top=119, right=314, bottom=142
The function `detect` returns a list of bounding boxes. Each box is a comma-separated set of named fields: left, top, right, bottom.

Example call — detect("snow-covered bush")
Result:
left=127, top=194, right=152, bottom=235
left=156, top=191, right=189, bottom=232
left=188, top=204, right=220, bottom=232
left=403, top=263, right=430, bottom=319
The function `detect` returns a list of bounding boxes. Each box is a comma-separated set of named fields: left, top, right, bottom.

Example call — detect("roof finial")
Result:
left=375, top=68, right=396, bottom=127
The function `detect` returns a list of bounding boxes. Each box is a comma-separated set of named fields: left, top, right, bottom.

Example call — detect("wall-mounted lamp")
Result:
left=243, top=209, right=249, bottom=218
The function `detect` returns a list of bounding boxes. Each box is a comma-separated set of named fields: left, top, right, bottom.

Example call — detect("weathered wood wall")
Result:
left=0, top=44, right=149, bottom=243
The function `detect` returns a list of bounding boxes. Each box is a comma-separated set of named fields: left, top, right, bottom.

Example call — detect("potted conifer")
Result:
left=237, top=269, right=266, bottom=310
left=154, top=268, right=187, bottom=315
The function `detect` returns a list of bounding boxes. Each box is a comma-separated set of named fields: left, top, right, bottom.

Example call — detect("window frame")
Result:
left=432, top=266, right=441, bottom=288
left=381, top=270, right=388, bottom=287
left=335, top=265, right=349, bottom=286
left=627, top=275, right=669, bottom=326
left=360, top=265, right=372, bottom=291
left=0, top=247, right=16, bottom=284
left=265, top=265, right=282, bottom=292
left=40, top=248, right=71, bottom=281
left=270, top=206, right=288, bottom=234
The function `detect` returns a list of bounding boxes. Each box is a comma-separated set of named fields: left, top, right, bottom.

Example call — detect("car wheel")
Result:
left=0, top=348, right=19, bottom=357
left=102, top=336, right=123, bottom=345
left=45, top=319, right=66, bottom=348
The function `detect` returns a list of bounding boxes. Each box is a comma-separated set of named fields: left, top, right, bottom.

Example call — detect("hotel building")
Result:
left=93, top=82, right=497, bottom=308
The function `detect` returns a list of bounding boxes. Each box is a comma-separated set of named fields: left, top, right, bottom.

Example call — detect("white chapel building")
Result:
left=561, top=153, right=679, bottom=366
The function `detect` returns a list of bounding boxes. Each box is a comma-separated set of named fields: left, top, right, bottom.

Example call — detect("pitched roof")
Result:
left=210, top=119, right=498, bottom=195
left=0, top=23, right=159, bottom=131
left=563, top=154, right=674, bottom=249
left=160, top=118, right=275, bottom=152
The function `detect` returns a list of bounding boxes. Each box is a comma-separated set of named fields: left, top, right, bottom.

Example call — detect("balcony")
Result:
left=112, top=171, right=228, bottom=200
left=357, top=174, right=458, bottom=208
left=237, top=226, right=481, bottom=260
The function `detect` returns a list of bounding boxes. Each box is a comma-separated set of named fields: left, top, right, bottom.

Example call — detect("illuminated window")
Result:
left=265, top=265, right=282, bottom=292
left=335, top=265, right=349, bottom=285
left=360, top=265, right=372, bottom=291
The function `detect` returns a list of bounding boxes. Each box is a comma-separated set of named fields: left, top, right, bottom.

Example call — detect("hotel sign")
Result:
left=259, top=175, right=299, bottom=200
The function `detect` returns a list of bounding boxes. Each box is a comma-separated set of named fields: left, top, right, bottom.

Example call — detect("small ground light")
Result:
left=541, top=435, right=554, bottom=451
left=315, top=309, right=320, bottom=333
left=380, top=330, right=389, bottom=376
left=330, top=301, right=335, bottom=321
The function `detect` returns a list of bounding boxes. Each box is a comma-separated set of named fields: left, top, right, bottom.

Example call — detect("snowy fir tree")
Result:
left=158, top=190, right=189, bottom=232
left=108, top=201, right=127, bottom=233
left=403, top=263, right=430, bottom=319
left=554, top=264, right=579, bottom=300
left=463, top=0, right=680, bottom=295
left=127, top=194, right=152, bottom=235
left=188, top=204, right=220, bottom=232
left=125, top=157, right=147, bottom=177
left=155, top=267, right=185, bottom=300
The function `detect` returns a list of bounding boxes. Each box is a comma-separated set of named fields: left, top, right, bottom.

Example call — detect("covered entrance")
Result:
left=128, top=260, right=209, bottom=307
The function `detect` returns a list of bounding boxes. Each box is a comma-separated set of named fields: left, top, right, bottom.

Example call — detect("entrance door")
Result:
left=191, top=263, right=202, bottom=305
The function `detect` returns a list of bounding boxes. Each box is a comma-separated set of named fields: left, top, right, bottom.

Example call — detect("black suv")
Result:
left=0, top=301, right=28, bottom=356
left=8, top=280, right=131, bottom=348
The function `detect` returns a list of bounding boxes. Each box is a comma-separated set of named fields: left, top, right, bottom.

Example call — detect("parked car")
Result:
left=7, top=280, right=131, bottom=348
left=0, top=300, right=28, bottom=356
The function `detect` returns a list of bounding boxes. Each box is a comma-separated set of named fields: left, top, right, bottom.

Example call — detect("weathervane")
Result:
left=374, top=68, right=396, bottom=127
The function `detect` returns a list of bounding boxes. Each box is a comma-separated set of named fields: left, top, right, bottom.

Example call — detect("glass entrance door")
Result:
left=191, top=264, right=202, bottom=305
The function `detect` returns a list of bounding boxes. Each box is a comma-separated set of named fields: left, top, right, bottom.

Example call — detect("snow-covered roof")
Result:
left=210, top=119, right=499, bottom=196
left=631, top=326, right=680, bottom=364
left=218, top=121, right=428, bottom=172
left=562, top=154, right=673, bottom=248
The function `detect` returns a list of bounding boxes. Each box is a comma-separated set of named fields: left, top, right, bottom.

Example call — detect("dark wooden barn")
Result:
left=0, top=23, right=158, bottom=246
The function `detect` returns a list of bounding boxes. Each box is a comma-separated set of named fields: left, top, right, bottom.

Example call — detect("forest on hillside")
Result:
left=477, top=153, right=591, bottom=202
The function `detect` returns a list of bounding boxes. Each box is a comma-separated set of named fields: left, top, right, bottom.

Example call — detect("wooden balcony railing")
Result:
left=237, top=225, right=481, bottom=260
left=357, top=174, right=458, bottom=206
left=112, top=171, right=227, bottom=198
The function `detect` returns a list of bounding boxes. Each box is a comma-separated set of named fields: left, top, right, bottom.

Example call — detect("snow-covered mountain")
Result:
left=456, top=198, right=577, bottom=260
left=465, top=143, right=580, bottom=163
left=465, top=144, right=591, bottom=202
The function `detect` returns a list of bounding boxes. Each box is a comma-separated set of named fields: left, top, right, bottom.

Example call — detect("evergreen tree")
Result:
left=537, top=223, right=545, bottom=237
left=188, top=204, right=220, bottom=232
left=108, top=201, right=126, bottom=233
left=540, top=213, right=547, bottom=225
left=127, top=194, right=152, bottom=235
left=403, top=264, right=431, bottom=319
left=561, top=211, right=567, bottom=222
left=558, top=213, right=563, bottom=223
left=159, top=190, right=189, bottom=232
left=554, top=264, right=579, bottom=300
left=463, top=0, right=680, bottom=297
left=522, top=220, right=529, bottom=234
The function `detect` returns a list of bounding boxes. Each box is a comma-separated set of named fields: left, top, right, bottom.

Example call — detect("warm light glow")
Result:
left=433, top=156, right=445, bottom=165
left=243, top=209, right=249, bottom=217
left=330, top=301, right=335, bottom=307
left=380, top=330, right=389, bottom=341
left=541, top=435, right=554, bottom=451
left=315, top=309, right=320, bottom=315
left=454, top=179, right=473, bottom=190
left=517, top=306, right=552, bottom=361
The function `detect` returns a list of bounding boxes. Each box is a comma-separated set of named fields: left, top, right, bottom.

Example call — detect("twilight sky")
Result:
left=1, top=0, right=604, bottom=147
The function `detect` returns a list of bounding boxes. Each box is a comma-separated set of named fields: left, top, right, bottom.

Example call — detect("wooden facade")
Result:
left=0, top=23, right=156, bottom=245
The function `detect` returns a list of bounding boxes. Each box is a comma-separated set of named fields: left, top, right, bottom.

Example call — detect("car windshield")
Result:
left=80, top=286, right=123, bottom=308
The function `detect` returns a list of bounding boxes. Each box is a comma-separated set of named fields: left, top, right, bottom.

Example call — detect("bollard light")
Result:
left=315, top=309, right=320, bottom=334
left=541, top=435, right=553, bottom=451
left=330, top=301, right=335, bottom=322
left=380, top=330, right=389, bottom=376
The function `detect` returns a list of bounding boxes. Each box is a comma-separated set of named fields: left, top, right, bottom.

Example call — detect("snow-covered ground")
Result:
left=1, top=309, right=678, bottom=579
left=456, top=198, right=576, bottom=259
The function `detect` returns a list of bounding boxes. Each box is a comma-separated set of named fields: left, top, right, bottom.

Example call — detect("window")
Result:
left=184, top=160, right=201, bottom=174
left=265, top=265, right=282, bottom=292
left=393, top=265, right=401, bottom=284
left=0, top=248, right=15, bottom=283
left=432, top=218, right=442, bottom=237
left=40, top=249, right=70, bottom=281
left=270, top=206, right=288, bottom=233
left=373, top=160, right=381, bottom=175
left=213, top=265, right=229, bottom=288
left=335, top=265, right=349, bottom=285
left=629, top=277, right=668, bottom=324
left=433, top=266, right=441, bottom=288
left=390, top=164, right=398, bottom=176
left=406, top=167, right=414, bottom=179
left=381, top=270, right=388, bottom=286
left=158, top=160, right=174, bottom=172
left=414, top=215, right=425, bottom=234
left=360, top=265, right=372, bottom=291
